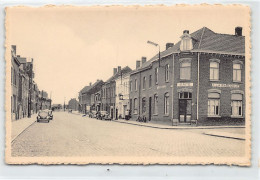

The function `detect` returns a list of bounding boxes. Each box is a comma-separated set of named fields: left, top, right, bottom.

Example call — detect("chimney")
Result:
left=183, top=30, right=189, bottom=34
left=235, top=27, right=242, bottom=36
left=89, top=82, right=92, bottom=86
left=136, top=60, right=141, bottom=69
left=17, top=55, right=20, bottom=57
left=166, top=43, right=174, bottom=50
left=113, top=68, right=117, bottom=75
left=118, top=66, right=121, bottom=73
left=141, top=57, right=146, bottom=65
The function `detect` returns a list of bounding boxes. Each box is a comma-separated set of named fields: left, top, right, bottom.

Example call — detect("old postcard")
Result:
left=5, top=5, right=251, bottom=165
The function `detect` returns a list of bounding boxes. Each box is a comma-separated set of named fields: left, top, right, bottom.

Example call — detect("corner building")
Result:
left=129, top=27, right=245, bottom=126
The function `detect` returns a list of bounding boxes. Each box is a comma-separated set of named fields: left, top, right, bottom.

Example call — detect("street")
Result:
left=12, top=112, right=245, bottom=157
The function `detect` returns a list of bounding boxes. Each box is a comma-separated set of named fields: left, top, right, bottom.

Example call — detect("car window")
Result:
left=39, top=111, right=48, bottom=116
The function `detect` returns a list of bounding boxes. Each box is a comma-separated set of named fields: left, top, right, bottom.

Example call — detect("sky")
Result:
left=7, top=5, right=249, bottom=104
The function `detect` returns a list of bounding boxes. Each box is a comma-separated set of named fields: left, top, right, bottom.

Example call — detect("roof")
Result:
left=88, top=80, right=104, bottom=93
left=80, top=85, right=91, bottom=94
left=131, top=27, right=245, bottom=74
left=17, top=57, right=27, bottom=64
left=105, top=66, right=132, bottom=83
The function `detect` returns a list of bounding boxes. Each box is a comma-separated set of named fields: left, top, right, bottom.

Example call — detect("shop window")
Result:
left=149, top=75, right=152, bottom=88
left=231, top=93, right=243, bottom=117
left=142, top=97, right=146, bottom=114
left=154, top=94, right=158, bottom=114
left=180, top=61, right=191, bottom=80
left=210, top=61, right=219, bottom=81
left=155, top=68, right=158, bottom=85
left=143, top=76, right=146, bottom=90
left=164, top=92, right=169, bottom=115
left=233, top=63, right=242, bottom=82
left=208, top=92, right=220, bottom=116
left=165, top=64, right=169, bottom=82
left=134, top=98, right=138, bottom=114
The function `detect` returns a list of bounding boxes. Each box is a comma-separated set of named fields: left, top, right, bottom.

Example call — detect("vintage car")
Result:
left=37, top=110, right=51, bottom=123
left=97, top=111, right=111, bottom=120
left=89, top=110, right=97, bottom=118
left=48, top=110, right=53, bottom=120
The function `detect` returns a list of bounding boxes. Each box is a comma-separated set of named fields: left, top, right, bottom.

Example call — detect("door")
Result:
left=123, top=105, right=127, bottom=118
left=148, top=97, right=152, bottom=121
left=179, top=99, right=192, bottom=123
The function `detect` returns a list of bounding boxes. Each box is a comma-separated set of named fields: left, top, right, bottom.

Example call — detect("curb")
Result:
left=11, top=120, right=36, bottom=143
left=203, top=132, right=245, bottom=141
left=112, top=120, right=245, bottom=130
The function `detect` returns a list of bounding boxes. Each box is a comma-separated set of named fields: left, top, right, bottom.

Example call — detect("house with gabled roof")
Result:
left=129, top=26, right=245, bottom=126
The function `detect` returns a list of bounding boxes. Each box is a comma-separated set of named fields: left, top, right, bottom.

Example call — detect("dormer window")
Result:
left=180, top=30, right=193, bottom=51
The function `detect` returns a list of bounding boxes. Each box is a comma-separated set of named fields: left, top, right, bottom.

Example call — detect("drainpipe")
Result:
left=197, top=53, right=200, bottom=121
left=171, top=54, right=175, bottom=126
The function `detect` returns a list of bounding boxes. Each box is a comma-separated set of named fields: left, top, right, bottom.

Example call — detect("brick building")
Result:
left=78, top=84, right=91, bottom=114
left=88, top=80, right=104, bottom=112
left=101, top=66, right=132, bottom=119
left=11, top=45, right=20, bottom=121
left=129, top=27, right=245, bottom=126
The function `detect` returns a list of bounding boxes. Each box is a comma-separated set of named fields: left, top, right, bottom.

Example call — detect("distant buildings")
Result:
left=68, top=98, right=79, bottom=111
left=11, top=45, right=52, bottom=121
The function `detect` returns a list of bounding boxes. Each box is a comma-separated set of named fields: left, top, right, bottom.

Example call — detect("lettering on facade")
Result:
left=212, top=83, right=239, bottom=88
left=157, top=85, right=166, bottom=90
left=177, top=83, right=193, bottom=87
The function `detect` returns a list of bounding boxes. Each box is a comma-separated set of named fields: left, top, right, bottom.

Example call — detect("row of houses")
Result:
left=11, top=45, right=52, bottom=121
left=77, top=26, right=245, bottom=126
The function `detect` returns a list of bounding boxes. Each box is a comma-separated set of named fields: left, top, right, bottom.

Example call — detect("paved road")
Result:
left=12, top=112, right=245, bottom=157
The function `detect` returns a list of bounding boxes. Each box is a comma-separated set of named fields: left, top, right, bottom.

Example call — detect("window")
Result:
left=179, top=92, right=192, bottom=99
left=231, top=93, right=243, bottom=117
left=155, top=68, right=158, bottom=84
left=134, top=98, right=138, bottom=114
left=164, top=93, right=169, bottom=115
left=143, top=76, right=146, bottom=89
left=149, top=75, right=152, bottom=88
left=233, top=63, right=242, bottom=82
left=165, top=64, right=169, bottom=82
left=180, top=61, right=191, bottom=80
left=210, top=61, right=219, bottom=81
left=142, top=97, right=146, bottom=114
left=208, top=92, right=220, bottom=116
left=180, top=34, right=193, bottom=51
left=130, top=81, right=132, bottom=92
left=135, top=79, right=137, bottom=91
left=154, top=94, right=158, bottom=114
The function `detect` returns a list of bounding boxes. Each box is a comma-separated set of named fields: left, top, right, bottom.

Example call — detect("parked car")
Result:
left=89, top=110, right=97, bottom=118
left=125, top=110, right=131, bottom=120
left=99, top=111, right=111, bottom=120
left=37, top=110, right=51, bottom=123
left=48, top=110, right=53, bottom=120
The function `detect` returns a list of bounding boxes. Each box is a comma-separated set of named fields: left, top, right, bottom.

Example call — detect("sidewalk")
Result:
left=12, top=114, right=37, bottom=142
left=112, top=119, right=245, bottom=130
left=203, top=131, right=245, bottom=140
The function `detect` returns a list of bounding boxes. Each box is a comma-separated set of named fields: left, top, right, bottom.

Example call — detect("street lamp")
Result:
left=147, top=40, right=161, bottom=67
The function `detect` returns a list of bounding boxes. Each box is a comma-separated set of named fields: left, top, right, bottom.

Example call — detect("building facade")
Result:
left=11, top=45, right=20, bottom=121
left=102, top=66, right=132, bottom=119
left=129, top=27, right=245, bottom=126
left=88, top=80, right=104, bottom=112
left=78, top=84, right=91, bottom=114
left=115, top=71, right=131, bottom=119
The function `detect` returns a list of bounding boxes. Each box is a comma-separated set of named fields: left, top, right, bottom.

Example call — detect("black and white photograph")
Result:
left=5, top=5, right=251, bottom=165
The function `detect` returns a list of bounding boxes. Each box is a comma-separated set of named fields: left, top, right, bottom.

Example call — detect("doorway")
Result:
left=179, top=92, right=192, bottom=123
left=148, top=97, right=152, bottom=121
